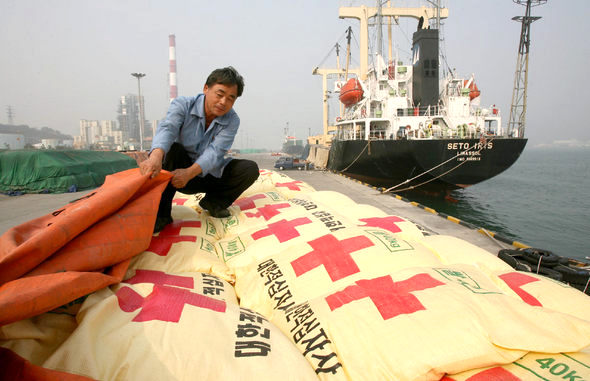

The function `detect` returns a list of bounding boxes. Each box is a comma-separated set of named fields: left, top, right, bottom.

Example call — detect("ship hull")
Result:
left=327, top=138, right=528, bottom=192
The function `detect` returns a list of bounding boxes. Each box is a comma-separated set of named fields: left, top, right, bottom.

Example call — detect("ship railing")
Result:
left=337, top=129, right=366, bottom=141
left=438, top=131, right=508, bottom=140
left=369, top=131, right=390, bottom=140
left=396, top=105, right=442, bottom=117
left=399, top=124, right=507, bottom=140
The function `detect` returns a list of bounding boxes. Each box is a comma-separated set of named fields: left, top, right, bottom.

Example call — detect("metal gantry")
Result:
left=508, top=0, right=546, bottom=138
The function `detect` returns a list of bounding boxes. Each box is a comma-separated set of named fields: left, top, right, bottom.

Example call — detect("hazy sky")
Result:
left=1, top=0, right=588, bottom=150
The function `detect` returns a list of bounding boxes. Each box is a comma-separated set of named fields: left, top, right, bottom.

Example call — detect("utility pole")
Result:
left=6, top=106, right=14, bottom=125
left=508, top=0, right=546, bottom=138
left=131, top=73, right=146, bottom=151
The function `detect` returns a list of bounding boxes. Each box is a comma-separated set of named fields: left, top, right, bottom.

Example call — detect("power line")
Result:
left=6, top=106, right=15, bottom=125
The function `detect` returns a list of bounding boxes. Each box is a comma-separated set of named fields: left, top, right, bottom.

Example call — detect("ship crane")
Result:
left=338, top=4, right=448, bottom=81
left=312, top=66, right=360, bottom=138
left=508, top=0, right=546, bottom=138
left=313, top=27, right=360, bottom=138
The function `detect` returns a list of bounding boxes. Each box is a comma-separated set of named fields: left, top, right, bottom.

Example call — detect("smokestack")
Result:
left=169, top=34, right=177, bottom=103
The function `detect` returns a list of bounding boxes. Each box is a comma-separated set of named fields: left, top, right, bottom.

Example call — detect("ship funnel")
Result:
left=412, top=29, right=439, bottom=107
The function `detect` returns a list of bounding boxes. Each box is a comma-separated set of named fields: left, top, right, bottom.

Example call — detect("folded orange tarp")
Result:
left=0, top=168, right=171, bottom=326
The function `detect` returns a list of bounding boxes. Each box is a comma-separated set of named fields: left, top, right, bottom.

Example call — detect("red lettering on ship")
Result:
left=498, top=272, right=542, bottom=307
left=358, top=216, right=405, bottom=233
left=116, top=285, right=226, bottom=322
left=251, top=217, right=312, bottom=243
left=275, top=181, right=304, bottom=191
left=147, top=220, right=202, bottom=256
left=291, top=234, right=373, bottom=281
left=234, top=194, right=266, bottom=211
left=172, top=198, right=188, bottom=205
left=245, top=203, right=291, bottom=220
left=325, top=274, right=444, bottom=319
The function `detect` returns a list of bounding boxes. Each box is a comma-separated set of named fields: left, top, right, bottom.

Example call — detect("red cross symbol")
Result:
left=290, top=234, right=374, bottom=281
left=125, top=269, right=194, bottom=289
left=245, top=203, right=291, bottom=221
left=251, top=217, right=312, bottom=243
left=441, top=367, right=520, bottom=381
left=234, top=194, right=266, bottom=211
left=275, top=181, right=304, bottom=191
left=358, top=216, right=406, bottom=233
left=325, top=273, right=444, bottom=320
left=116, top=285, right=226, bottom=323
left=498, top=272, right=542, bottom=307
left=147, top=220, right=202, bottom=256
left=172, top=198, right=188, bottom=206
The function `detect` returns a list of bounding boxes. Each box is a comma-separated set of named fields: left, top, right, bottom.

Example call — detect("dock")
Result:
left=252, top=154, right=516, bottom=255
left=0, top=153, right=517, bottom=255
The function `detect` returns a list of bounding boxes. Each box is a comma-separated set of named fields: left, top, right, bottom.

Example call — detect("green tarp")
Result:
left=0, top=150, right=138, bottom=193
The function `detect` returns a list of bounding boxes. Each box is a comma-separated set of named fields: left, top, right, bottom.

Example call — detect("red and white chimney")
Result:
left=169, top=34, right=177, bottom=103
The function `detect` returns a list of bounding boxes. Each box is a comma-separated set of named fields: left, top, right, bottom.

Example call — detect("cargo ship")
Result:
left=317, top=1, right=533, bottom=193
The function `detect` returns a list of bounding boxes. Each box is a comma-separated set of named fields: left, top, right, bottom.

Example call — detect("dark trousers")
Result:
left=157, top=143, right=259, bottom=219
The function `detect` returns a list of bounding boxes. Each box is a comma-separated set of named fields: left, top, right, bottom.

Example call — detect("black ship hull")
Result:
left=327, top=138, right=528, bottom=192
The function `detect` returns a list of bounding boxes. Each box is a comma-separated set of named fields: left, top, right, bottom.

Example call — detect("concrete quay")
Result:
left=251, top=154, right=513, bottom=254
left=0, top=153, right=515, bottom=255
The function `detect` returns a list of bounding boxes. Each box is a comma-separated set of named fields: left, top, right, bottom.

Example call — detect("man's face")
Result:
left=203, top=83, right=238, bottom=119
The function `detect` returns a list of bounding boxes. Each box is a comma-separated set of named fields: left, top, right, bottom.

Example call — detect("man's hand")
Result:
left=170, top=163, right=203, bottom=189
left=140, top=149, right=164, bottom=178
left=170, top=168, right=192, bottom=188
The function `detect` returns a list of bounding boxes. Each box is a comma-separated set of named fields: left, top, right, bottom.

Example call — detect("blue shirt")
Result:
left=150, top=94, right=239, bottom=178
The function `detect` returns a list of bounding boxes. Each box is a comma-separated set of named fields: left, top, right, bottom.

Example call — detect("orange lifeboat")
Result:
left=339, top=78, right=364, bottom=106
left=463, top=80, right=481, bottom=100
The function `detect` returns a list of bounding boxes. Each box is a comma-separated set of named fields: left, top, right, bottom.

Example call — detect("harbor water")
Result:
left=400, top=148, right=590, bottom=261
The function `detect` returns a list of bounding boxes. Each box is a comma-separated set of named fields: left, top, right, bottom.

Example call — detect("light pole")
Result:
left=131, top=72, right=146, bottom=151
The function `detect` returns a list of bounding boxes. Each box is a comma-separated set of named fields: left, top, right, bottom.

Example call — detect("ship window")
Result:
left=424, top=60, right=430, bottom=69
left=486, top=120, right=498, bottom=134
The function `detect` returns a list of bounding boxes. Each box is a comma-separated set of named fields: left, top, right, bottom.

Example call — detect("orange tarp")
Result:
left=0, top=168, right=171, bottom=326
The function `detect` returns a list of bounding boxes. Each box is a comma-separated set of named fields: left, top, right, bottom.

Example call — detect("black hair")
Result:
left=205, top=66, right=244, bottom=97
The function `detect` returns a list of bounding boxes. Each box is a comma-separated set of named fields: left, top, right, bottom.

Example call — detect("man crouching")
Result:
left=140, top=66, right=259, bottom=232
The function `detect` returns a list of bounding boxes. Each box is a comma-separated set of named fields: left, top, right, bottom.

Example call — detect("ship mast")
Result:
left=425, top=0, right=442, bottom=29
left=508, top=0, right=546, bottom=138
left=344, top=27, right=353, bottom=82
left=376, top=1, right=383, bottom=58
left=336, top=43, right=344, bottom=117
left=425, top=0, right=445, bottom=77
left=312, top=26, right=359, bottom=139
left=387, top=1, right=392, bottom=63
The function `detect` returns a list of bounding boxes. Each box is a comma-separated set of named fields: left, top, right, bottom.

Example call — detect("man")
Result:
left=140, top=66, right=259, bottom=232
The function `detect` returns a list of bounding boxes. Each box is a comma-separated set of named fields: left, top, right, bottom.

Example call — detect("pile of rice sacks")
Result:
left=2, top=169, right=590, bottom=380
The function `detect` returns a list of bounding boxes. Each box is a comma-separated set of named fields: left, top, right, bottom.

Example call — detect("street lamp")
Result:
left=131, top=72, right=146, bottom=151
